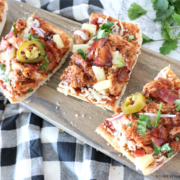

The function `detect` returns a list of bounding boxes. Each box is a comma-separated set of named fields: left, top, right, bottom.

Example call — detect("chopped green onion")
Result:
left=154, top=103, right=163, bottom=127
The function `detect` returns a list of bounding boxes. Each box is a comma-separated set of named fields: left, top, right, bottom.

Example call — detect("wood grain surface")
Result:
left=2, top=1, right=180, bottom=179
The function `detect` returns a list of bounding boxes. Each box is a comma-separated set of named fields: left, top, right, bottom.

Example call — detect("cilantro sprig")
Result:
left=28, top=34, right=40, bottom=41
left=115, top=57, right=125, bottom=68
left=147, top=98, right=153, bottom=103
left=137, top=114, right=151, bottom=135
left=128, top=35, right=134, bottom=41
left=94, top=21, right=114, bottom=40
left=153, top=142, right=174, bottom=157
left=28, top=88, right=33, bottom=92
left=174, top=99, right=180, bottom=111
left=39, top=56, right=50, bottom=72
left=128, top=122, right=133, bottom=127
left=77, top=49, right=86, bottom=59
left=0, top=64, right=6, bottom=71
left=128, top=1, right=180, bottom=55
left=154, top=103, right=163, bottom=128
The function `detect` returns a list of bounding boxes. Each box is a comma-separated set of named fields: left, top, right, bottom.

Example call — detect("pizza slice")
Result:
left=0, top=0, right=8, bottom=35
left=0, top=14, right=73, bottom=103
left=96, top=66, right=180, bottom=175
left=57, top=13, right=142, bottom=110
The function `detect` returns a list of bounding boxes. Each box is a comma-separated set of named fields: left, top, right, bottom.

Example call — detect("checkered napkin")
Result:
left=0, top=0, right=148, bottom=180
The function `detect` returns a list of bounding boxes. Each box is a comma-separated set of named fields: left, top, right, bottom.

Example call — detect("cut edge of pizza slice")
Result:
left=0, top=14, right=73, bottom=103
left=96, top=66, right=180, bottom=175
left=57, top=13, right=142, bottom=111
left=0, top=0, right=8, bottom=36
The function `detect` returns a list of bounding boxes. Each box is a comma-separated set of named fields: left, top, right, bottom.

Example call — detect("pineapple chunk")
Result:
left=94, top=80, right=112, bottom=91
left=134, top=154, right=154, bottom=170
left=72, top=44, right=89, bottom=53
left=112, top=51, right=123, bottom=65
left=92, top=66, right=106, bottom=81
left=53, top=34, right=64, bottom=49
left=82, top=23, right=97, bottom=35
left=0, top=47, right=16, bottom=61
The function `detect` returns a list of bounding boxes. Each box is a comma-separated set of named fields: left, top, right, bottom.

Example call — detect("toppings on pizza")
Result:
left=96, top=66, right=180, bottom=175
left=58, top=13, right=142, bottom=110
left=0, top=14, right=72, bottom=103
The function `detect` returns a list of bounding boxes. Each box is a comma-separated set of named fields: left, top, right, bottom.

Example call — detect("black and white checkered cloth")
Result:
left=0, top=0, right=147, bottom=180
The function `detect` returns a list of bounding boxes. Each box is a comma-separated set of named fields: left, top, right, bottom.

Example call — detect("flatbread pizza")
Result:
left=0, top=14, right=73, bottom=103
left=0, top=0, right=8, bottom=36
left=57, top=13, right=142, bottom=110
left=96, top=66, right=180, bottom=175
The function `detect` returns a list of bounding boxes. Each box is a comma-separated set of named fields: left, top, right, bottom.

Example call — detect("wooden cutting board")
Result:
left=2, top=0, right=180, bottom=179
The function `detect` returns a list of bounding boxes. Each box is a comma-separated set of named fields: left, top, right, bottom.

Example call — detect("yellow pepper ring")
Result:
left=17, top=40, right=45, bottom=63
left=121, top=92, right=146, bottom=114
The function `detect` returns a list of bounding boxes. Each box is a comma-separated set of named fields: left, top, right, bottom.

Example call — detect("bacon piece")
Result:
left=151, top=128, right=159, bottom=137
left=169, top=141, right=180, bottom=153
left=152, top=138, right=166, bottom=147
left=93, top=45, right=112, bottom=67
left=158, top=86, right=178, bottom=105
left=134, top=149, right=145, bottom=157
left=87, top=38, right=108, bottom=62
left=159, top=126, right=168, bottom=139
left=118, top=66, right=130, bottom=82
left=24, top=64, right=39, bottom=71
left=0, top=38, right=10, bottom=52
left=90, top=17, right=98, bottom=25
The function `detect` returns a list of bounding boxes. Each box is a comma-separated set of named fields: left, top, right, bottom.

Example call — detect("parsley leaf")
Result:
left=77, top=49, right=86, bottom=59
left=165, top=149, right=174, bottom=158
left=101, top=21, right=114, bottom=30
left=175, top=137, right=179, bottom=141
left=28, top=88, right=33, bottom=92
left=172, top=13, right=180, bottom=26
left=128, top=35, right=134, bottom=41
left=154, top=103, right=163, bottom=127
left=142, top=33, right=155, bottom=45
left=4, top=78, right=9, bottom=82
left=115, top=57, right=125, bottom=68
left=174, top=99, right=180, bottom=111
left=0, top=64, right=6, bottom=71
left=128, top=122, right=133, bottom=127
left=160, top=39, right=178, bottom=55
left=147, top=98, right=153, bottom=102
left=39, top=56, right=50, bottom=71
left=132, top=113, right=139, bottom=118
left=153, top=142, right=161, bottom=155
left=128, top=3, right=147, bottom=20
left=137, top=114, right=151, bottom=135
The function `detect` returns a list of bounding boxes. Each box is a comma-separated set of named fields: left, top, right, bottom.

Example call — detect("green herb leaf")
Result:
left=128, top=122, right=133, bottom=127
left=147, top=98, right=153, bottom=102
left=77, top=49, right=86, bottom=59
left=128, top=3, right=147, bottom=20
left=153, top=0, right=168, bottom=11
left=115, top=57, right=125, bottom=68
left=39, top=56, right=50, bottom=71
left=160, top=39, right=178, bottom=55
left=174, top=99, right=180, bottom=111
left=154, top=103, right=163, bottom=127
left=11, top=21, right=16, bottom=34
left=28, top=88, right=33, bottom=92
left=101, top=21, right=114, bottom=30
left=172, top=13, right=180, bottom=26
left=128, top=35, right=134, bottom=41
left=175, top=137, right=179, bottom=141
left=142, top=33, right=155, bottom=45
left=161, top=143, right=172, bottom=151
left=152, top=142, right=161, bottom=155
left=94, top=29, right=109, bottom=39
left=0, top=64, right=6, bottom=71
left=4, top=78, right=9, bottom=82
left=28, top=34, right=39, bottom=41
left=132, top=113, right=139, bottom=118
left=137, top=114, right=151, bottom=135
left=165, top=149, right=174, bottom=158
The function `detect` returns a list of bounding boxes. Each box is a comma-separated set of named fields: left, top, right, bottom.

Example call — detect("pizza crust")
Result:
left=0, top=2, right=8, bottom=36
